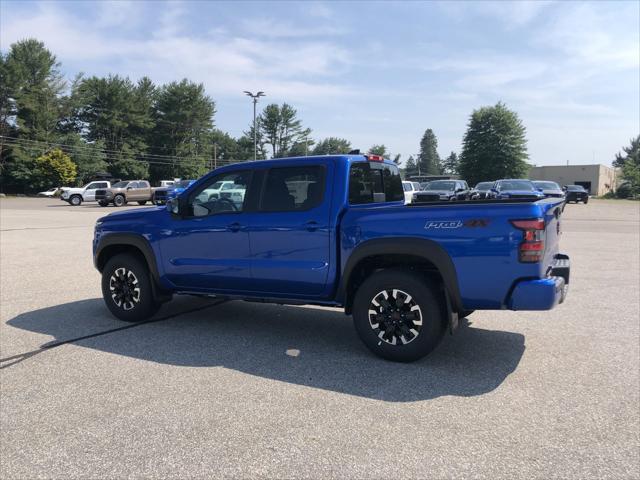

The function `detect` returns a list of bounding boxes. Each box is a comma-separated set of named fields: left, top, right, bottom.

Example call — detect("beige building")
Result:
left=528, top=164, right=619, bottom=196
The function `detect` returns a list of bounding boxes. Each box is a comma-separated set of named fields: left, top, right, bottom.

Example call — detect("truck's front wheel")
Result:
left=113, top=194, right=126, bottom=207
left=353, top=269, right=445, bottom=362
left=101, top=253, right=160, bottom=322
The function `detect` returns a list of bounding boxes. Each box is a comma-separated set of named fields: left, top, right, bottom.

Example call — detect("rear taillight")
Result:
left=511, top=218, right=545, bottom=262
left=366, top=154, right=384, bottom=162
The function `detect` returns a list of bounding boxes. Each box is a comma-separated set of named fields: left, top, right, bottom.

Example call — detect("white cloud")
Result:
left=0, top=2, right=355, bottom=102
left=240, top=18, right=346, bottom=38
left=535, top=3, right=640, bottom=70
left=437, top=1, right=552, bottom=28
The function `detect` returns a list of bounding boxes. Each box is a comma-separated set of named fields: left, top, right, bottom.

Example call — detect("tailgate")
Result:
left=540, top=199, right=565, bottom=269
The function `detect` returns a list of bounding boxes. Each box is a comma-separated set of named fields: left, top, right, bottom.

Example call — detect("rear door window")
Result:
left=349, top=162, right=403, bottom=204
left=260, top=166, right=325, bottom=212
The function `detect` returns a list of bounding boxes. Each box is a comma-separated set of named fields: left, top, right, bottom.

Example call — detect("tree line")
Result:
left=1, top=39, right=361, bottom=191
left=1, top=38, right=636, bottom=195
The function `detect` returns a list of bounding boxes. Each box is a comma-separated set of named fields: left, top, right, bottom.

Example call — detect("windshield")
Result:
left=498, top=180, right=534, bottom=191
left=533, top=181, right=560, bottom=190
left=176, top=179, right=192, bottom=188
left=112, top=181, right=129, bottom=188
left=566, top=185, right=585, bottom=191
left=475, top=182, right=493, bottom=190
left=425, top=181, right=456, bottom=191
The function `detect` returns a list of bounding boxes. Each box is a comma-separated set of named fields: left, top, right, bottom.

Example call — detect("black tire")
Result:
left=583, top=198, right=588, bottom=204
left=151, top=196, right=157, bottom=205
left=461, top=310, right=475, bottom=318
left=69, top=195, right=82, bottom=206
left=101, top=253, right=160, bottom=322
left=113, top=194, right=126, bottom=207
left=98, top=201, right=109, bottom=207
left=137, top=200, right=147, bottom=205
left=352, top=269, right=445, bottom=362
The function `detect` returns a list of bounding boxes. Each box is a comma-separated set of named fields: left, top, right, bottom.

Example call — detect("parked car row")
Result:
left=57, top=179, right=196, bottom=207
left=402, top=178, right=589, bottom=204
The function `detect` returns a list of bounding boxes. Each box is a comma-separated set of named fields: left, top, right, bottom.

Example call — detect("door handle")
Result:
left=227, top=222, right=242, bottom=232
left=304, top=221, right=319, bottom=232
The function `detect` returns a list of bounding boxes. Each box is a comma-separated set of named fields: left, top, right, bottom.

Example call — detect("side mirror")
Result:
left=536, top=188, right=543, bottom=192
left=166, top=198, right=180, bottom=216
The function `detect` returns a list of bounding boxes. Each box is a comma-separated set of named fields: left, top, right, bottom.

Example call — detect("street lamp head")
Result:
left=257, top=91, right=265, bottom=97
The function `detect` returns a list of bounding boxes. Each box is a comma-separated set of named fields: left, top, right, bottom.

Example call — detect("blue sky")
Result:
left=1, top=0, right=638, bottom=166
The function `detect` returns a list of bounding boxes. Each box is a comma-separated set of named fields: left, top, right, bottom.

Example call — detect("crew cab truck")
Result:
left=96, top=180, right=153, bottom=207
left=93, top=154, right=570, bottom=362
left=61, top=180, right=112, bottom=206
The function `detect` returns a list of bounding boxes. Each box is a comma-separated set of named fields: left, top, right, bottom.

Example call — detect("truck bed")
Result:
left=340, top=197, right=566, bottom=310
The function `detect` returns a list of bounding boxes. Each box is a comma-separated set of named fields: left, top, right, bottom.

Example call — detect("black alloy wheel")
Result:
left=368, top=288, right=423, bottom=346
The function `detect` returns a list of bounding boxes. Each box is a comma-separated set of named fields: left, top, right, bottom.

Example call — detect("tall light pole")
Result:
left=244, top=91, right=265, bottom=160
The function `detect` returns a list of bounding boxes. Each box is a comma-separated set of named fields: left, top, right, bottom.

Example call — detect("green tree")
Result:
left=210, top=129, right=242, bottom=168
left=312, top=137, right=351, bottom=155
left=404, top=155, right=418, bottom=178
left=459, top=102, right=529, bottom=186
left=33, top=148, right=76, bottom=189
left=59, top=133, right=108, bottom=184
left=237, top=129, right=267, bottom=161
left=442, top=151, right=459, bottom=175
left=418, top=129, right=441, bottom=175
left=258, top=103, right=310, bottom=158
left=5, top=39, right=64, bottom=142
left=285, top=137, right=315, bottom=157
left=73, top=74, right=154, bottom=179
left=0, top=52, right=17, bottom=174
left=614, top=135, right=640, bottom=197
left=1, top=39, right=64, bottom=188
left=613, top=135, right=639, bottom=168
left=151, top=79, right=215, bottom=180
left=368, top=144, right=387, bottom=156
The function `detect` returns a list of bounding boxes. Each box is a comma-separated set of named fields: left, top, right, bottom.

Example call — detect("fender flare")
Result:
left=337, top=237, right=464, bottom=313
left=95, top=233, right=161, bottom=286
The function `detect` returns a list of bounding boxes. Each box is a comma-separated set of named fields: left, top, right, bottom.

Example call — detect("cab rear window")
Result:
left=349, top=162, right=404, bottom=204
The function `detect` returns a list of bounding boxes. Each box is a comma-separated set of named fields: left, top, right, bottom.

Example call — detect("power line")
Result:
left=0, top=136, right=244, bottom=167
left=0, top=135, right=207, bottom=162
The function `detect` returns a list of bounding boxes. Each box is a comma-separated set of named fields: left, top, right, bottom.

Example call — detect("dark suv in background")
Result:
left=412, top=179, right=470, bottom=202
left=563, top=185, right=589, bottom=203
left=470, top=181, right=494, bottom=199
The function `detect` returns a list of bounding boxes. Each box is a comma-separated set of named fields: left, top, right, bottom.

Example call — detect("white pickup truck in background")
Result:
left=60, top=181, right=112, bottom=206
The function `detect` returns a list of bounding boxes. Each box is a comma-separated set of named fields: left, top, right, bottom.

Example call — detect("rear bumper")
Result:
left=507, top=254, right=570, bottom=310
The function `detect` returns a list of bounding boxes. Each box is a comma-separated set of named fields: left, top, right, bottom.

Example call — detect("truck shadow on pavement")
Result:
left=6, top=296, right=525, bottom=402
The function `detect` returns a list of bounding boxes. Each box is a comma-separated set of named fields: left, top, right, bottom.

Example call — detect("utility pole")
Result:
left=213, top=143, right=218, bottom=170
left=243, top=91, right=265, bottom=161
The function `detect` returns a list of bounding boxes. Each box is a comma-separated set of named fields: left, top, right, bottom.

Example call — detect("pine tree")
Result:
left=418, top=129, right=441, bottom=175
left=442, top=151, right=459, bottom=175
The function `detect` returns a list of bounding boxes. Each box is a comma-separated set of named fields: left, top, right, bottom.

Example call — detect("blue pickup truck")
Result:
left=93, top=154, right=570, bottom=361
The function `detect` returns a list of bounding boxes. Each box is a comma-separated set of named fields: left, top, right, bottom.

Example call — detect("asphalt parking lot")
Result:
left=1, top=197, right=639, bottom=479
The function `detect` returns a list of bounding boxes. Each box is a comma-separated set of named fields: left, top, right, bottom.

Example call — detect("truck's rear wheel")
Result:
left=101, top=253, right=160, bottom=322
left=352, top=269, right=445, bottom=362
